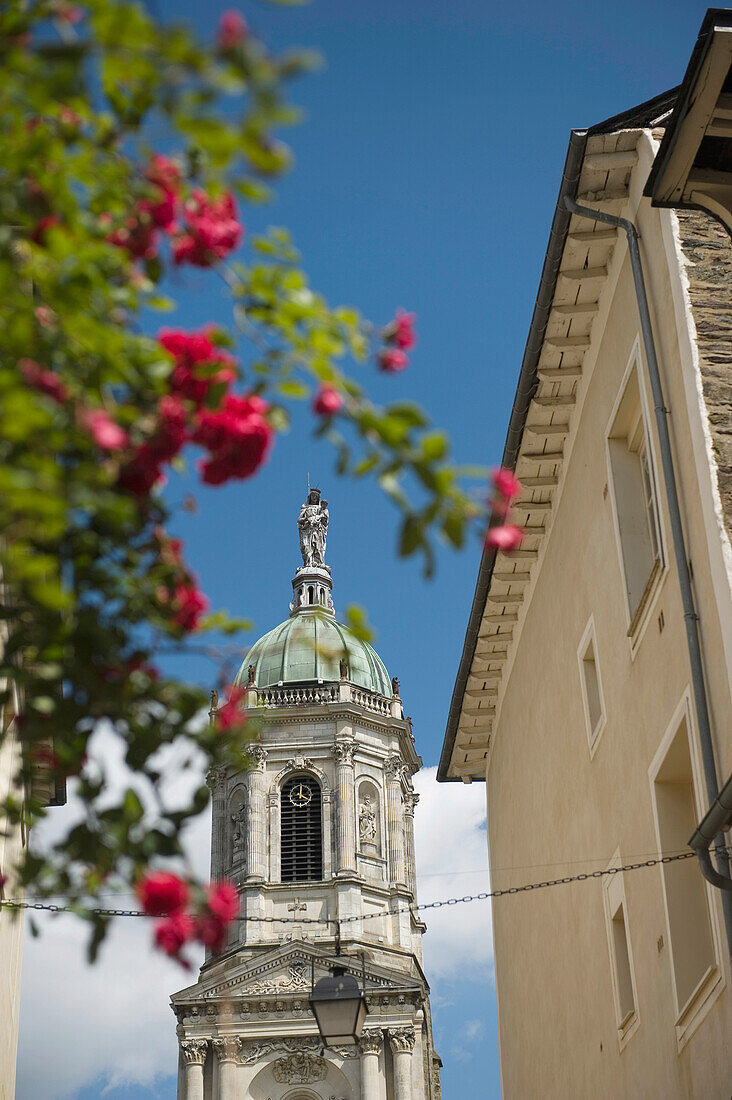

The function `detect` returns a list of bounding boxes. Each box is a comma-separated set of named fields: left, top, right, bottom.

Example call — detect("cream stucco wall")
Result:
left=486, top=152, right=732, bottom=1097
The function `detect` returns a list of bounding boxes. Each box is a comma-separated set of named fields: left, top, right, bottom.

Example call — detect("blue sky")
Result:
left=16, top=1, right=713, bottom=1097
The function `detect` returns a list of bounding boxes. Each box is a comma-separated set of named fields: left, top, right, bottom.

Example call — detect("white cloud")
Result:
left=16, top=759, right=492, bottom=1097
left=413, top=766, right=493, bottom=983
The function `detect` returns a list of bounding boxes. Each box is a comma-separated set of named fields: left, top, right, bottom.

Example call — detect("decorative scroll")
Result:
left=238, top=1036, right=320, bottom=1065
left=241, top=963, right=310, bottom=996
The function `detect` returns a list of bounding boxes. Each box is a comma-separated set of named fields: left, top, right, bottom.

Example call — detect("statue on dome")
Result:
left=298, top=488, right=329, bottom=567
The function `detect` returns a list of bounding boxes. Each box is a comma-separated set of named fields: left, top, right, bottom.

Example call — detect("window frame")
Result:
left=605, top=342, right=667, bottom=653
left=601, top=849, right=640, bottom=1050
left=577, top=615, right=607, bottom=758
left=280, top=773, right=324, bottom=884
left=647, top=691, right=726, bottom=1049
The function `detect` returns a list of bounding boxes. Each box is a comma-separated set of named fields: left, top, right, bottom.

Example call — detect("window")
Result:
left=602, top=861, right=639, bottom=1046
left=577, top=618, right=605, bottom=754
left=651, top=708, right=717, bottom=1022
left=607, top=362, right=663, bottom=633
left=281, top=775, right=323, bottom=883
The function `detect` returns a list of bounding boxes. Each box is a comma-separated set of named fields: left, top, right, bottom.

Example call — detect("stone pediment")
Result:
left=172, top=941, right=424, bottom=1007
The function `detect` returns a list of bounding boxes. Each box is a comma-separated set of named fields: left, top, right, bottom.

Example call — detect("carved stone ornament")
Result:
left=272, top=1052, right=327, bottom=1084
left=333, top=740, right=355, bottom=767
left=389, top=1026, right=416, bottom=1054
left=206, top=765, right=227, bottom=791
left=358, top=796, right=377, bottom=843
left=298, top=487, right=329, bottom=568
left=180, top=1038, right=208, bottom=1065
left=212, top=1036, right=242, bottom=1063
left=359, top=1029, right=384, bottom=1055
left=403, top=790, right=420, bottom=816
left=238, top=1036, right=320, bottom=1065
left=384, top=753, right=406, bottom=781
left=248, top=745, right=268, bottom=768
left=286, top=754, right=316, bottom=773
left=242, top=962, right=310, bottom=996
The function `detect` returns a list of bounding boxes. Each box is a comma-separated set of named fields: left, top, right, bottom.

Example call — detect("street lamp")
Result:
left=309, top=922, right=368, bottom=1046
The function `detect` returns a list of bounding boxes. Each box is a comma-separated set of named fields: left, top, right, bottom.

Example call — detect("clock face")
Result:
left=289, top=781, right=313, bottom=808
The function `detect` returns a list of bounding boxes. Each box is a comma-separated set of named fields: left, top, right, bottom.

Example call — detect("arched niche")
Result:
left=357, top=778, right=382, bottom=855
left=248, top=1052, right=353, bottom=1100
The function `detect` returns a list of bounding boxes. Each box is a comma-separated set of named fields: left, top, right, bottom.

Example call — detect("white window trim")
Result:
left=602, top=848, right=640, bottom=1050
left=577, top=615, right=607, bottom=758
left=605, top=338, right=669, bottom=658
left=647, top=690, right=726, bottom=1050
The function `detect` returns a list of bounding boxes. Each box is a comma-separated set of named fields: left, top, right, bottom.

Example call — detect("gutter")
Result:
left=689, top=770, right=732, bottom=892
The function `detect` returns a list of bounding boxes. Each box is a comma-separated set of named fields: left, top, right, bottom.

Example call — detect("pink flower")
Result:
left=192, top=393, right=273, bottom=485
left=79, top=408, right=129, bottom=451
left=377, top=348, right=409, bottom=373
left=312, top=386, right=343, bottom=417
left=195, top=914, right=228, bottom=952
left=485, top=524, right=525, bottom=552
left=172, top=189, right=243, bottom=267
left=159, top=328, right=236, bottom=407
left=383, top=308, right=417, bottom=350
left=145, top=155, right=181, bottom=194
left=30, top=214, right=62, bottom=244
left=107, top=215, right=158, bottom=262
left=154, top=912, right=195, bottom=966
left=119, top=396, right=189, bottom=497
left=216, top=685, right=246, bottom=731
left=207, top=880, right=240, bottom=922
left=217, top=9, right=248, bottom=51
left=56, top=4, right=84, bottom=24
left=491, top=467, right=522, bottom=502
left=18, top=359, right=68, bottom=403
left=135, top=872, right=188, bottom=917
left=34, top=305, right=56, bottom=329
left=169, top=582, right=209, bottom=632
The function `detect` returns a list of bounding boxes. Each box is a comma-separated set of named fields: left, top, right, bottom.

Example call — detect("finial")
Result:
left=209, top=688, right=219, bottom=723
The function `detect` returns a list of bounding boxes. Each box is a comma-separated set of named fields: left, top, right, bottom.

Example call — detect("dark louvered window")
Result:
left=281, top=775, right=323, bottom=883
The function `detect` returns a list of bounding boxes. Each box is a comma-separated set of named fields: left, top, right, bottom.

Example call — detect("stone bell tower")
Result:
left=171, top=490, right=441, bottom=1100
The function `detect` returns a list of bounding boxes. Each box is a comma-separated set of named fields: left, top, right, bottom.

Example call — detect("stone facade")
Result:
left=171, top=498, right=440, bottom=1100
left=676, top=209, right=732, bottom=543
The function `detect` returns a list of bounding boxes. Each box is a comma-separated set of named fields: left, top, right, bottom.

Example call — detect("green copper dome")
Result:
left=235, top=609, right=392, bottom=697
left=237, top=488, right=393, bottom=697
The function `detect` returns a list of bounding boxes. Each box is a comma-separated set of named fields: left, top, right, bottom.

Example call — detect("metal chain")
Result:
left=0, top=849, right=705, bottom=924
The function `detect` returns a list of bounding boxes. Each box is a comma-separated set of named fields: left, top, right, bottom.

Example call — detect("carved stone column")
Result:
left=180, top=1039, right=207, bottom=1100
left=206, top=766, right=228, bottom=881
left=335, top=739, right=356, bottom=875
left=212, top=1037, right=241, bottom=1099
left=385, top=754, right=407, bottom=888
left=359, top=1029, right=383, bottom=1100
left=389, top=1027, right=415, bottom=1100
left=403, top=789, right=420, bottom=898
left=246, top=745, right=268, bottom=882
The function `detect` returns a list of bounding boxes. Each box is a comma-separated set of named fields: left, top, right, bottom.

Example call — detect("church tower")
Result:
left=171, top=490, right=442, bottom=1100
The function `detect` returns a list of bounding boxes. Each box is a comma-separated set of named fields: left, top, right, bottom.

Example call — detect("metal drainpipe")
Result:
left=563, top=195, right=732, bottom=963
